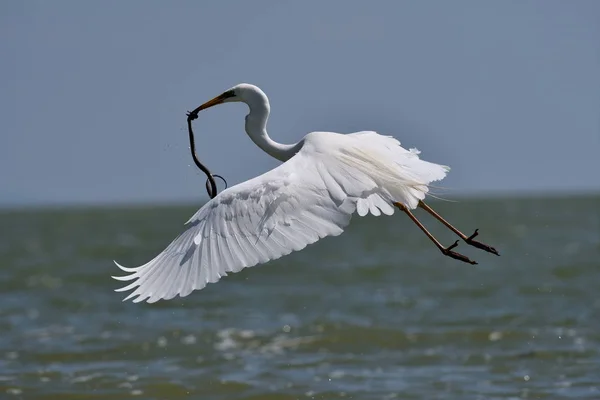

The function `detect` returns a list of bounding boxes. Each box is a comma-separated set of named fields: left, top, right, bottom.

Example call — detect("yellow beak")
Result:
left=197, top=90, right=235, bottom=111
left=187, top=90, right=235, bottom=120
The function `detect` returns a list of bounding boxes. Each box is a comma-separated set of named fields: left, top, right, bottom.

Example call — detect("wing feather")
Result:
left=113, top=131, right=449, bottom=302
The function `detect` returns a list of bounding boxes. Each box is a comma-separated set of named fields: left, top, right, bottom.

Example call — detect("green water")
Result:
left=0, top=195, right=599, bottom=399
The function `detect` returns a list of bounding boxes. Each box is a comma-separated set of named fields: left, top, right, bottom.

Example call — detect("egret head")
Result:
left=193, top=83, right=269, bottom=113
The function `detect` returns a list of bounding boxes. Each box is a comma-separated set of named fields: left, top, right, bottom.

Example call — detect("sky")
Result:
left=1, top=0, right=599, bottom=207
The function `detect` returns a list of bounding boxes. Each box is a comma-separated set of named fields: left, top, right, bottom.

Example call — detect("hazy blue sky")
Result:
left=2, top=0, right=599, bottom=207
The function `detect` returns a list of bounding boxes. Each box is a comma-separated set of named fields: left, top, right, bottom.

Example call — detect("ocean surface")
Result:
left=0, top=195, right=598, bottom=399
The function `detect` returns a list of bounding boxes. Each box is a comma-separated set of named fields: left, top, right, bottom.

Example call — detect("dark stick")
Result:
left=186, top=111, right=227, bottom=199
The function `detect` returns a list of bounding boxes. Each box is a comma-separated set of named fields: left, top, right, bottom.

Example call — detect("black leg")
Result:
left=394, top=202, right=478, bottom=265
left=418, top=201, right=500, bottom=256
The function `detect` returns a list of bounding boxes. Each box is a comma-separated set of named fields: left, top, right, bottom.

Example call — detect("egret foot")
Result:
left=442, top=240, right=477, bottom=265
left=463, top=229, right=499, bottom=256
left=418, top=201, right=500, bottom=257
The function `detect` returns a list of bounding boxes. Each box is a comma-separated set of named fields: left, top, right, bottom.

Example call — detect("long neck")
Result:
left=244, top=101, right=302, bottom=162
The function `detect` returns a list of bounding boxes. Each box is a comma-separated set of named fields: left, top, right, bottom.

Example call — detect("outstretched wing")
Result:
left=113, top=150, right=351, bottom=303
left=113, top=131, right=448, bottom=303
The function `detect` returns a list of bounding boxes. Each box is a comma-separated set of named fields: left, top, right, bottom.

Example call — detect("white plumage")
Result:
left=113, top=84, right=451, bottom=303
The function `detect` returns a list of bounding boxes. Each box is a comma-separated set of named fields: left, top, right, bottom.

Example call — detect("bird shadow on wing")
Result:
left=257, top=192, right=293, bottom=244
left=179, top=219, right=201, bottom=266
left=180, top=243, right=197, bottom=266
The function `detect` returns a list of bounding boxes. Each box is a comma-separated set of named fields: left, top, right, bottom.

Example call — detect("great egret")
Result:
left=113, top=83, right=499, bottom=303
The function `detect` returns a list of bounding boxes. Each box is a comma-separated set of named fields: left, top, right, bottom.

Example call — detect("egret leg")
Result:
left=418, top=201, right=500, bottom=256
left=393, top=202, right=477, bottom=265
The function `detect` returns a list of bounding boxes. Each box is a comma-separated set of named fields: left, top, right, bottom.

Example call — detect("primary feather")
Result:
left=113, top=131, right=449, bottom=303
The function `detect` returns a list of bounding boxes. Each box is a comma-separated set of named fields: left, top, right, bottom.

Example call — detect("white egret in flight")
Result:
left=113, top=83, right=499, bottom=303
